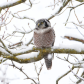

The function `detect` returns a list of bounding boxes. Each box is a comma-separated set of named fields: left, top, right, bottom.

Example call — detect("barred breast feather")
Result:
left=34, top=27, right=55, bottom=48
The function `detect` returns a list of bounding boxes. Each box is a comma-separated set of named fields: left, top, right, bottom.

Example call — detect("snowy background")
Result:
left=0, top=0, right=84, bottom=84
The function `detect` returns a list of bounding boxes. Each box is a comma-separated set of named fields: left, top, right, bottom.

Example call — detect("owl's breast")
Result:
left=33, top=29, right=55, bottom=48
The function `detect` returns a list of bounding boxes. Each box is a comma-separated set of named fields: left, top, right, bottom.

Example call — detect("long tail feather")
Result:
left=44, top=54, right=53, bottom=70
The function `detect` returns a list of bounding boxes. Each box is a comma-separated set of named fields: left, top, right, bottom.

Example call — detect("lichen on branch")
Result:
left=1, top=46, right=84, bottom=64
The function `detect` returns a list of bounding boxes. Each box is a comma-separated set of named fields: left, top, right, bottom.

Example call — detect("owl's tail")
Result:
left=44, top=53, right=54, bottom=70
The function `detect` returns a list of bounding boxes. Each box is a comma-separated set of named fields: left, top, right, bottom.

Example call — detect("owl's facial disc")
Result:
left=36, top=19, right=51, bottom=29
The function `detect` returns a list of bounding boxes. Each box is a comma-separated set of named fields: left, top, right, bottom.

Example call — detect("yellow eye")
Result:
left=38, top=22, right=43, bottom=26
left=41, top=22, right=43, bottom=24
left=38, top=23, right=40, bottom=26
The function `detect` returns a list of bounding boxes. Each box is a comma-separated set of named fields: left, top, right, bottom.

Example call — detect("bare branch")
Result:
left=56, top=66, right=74, bottom=84
left=68, top=2, right=84, bottom=9
left=7, top=61, right=37, bottom=84
left=56, top=54, right=78, bottom=65
left=65, top=2, right=84, bottom=25
left=64, top=36, right=84, bottom=43
left=11, top=14, right=35, bottom=23
left=8, top=41, right=23, bottom=49
left=74, top=24, right=84, bottom=37
left=68, top=66, right=84, bottom=81
left=76, top=0, right=84, bottom=2
left=76, top=72, right=84, bottom=84
left=71, top=22, right=84, bottom=29
left=12, top=30, right=33, bottom=34
left=34, top=62, right=44, bottom=84
left=0, top=39, right=12, bottom=54
left=26, top=37, right=33, bottom=46
left=48, top=0, right=71, bottom=20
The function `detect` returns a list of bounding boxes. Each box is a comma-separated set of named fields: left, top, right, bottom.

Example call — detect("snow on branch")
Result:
left=64, top=36, right=84, bottom=43
left=0, top=0, right=26, bottom=12
left=0, top=37, right=84, bottom=64
left=1, top=46, right=84, bottom=64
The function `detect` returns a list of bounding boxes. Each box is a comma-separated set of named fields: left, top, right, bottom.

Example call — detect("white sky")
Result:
left=0, top=0, right=84, bottom=84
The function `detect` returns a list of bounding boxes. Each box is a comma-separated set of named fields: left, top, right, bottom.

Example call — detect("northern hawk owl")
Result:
left=33, top=19, right=55, bottom=70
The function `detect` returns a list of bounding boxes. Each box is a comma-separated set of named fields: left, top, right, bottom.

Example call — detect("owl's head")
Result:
left=35, top=19, right=51, bottom=29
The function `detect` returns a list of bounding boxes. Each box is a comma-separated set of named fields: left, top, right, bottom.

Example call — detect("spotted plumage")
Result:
left=33, top=19, right=55, bottom=70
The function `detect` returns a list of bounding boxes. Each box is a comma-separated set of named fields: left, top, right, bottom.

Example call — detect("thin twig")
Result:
left=65, top=2, right=84, bottom=25
left=26, top=37, right=33, bottom=46
left=34, top=62, right=44, bottom=84
left=8, top=61, right=37, bottom=84
left=74, top=24, right=84, bottom=37
left=64, top=36, right=84, bottom=43
left=48, top=0, right=71, bottom=20
left=0, top=39, right=12, bottom=54
left=56, top=66, right=74, bottom=84
left=12, top=14, right=35, bottom=23
left=12, top=30, right=33, bottom=34
left=68, top=66, right=84, bottom=81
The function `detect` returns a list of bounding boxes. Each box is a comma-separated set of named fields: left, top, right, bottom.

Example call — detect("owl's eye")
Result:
left=41, top=22, right=43, bottom=24
left=38, top=22, right=43, bottom=26
left=38, top=23, right=40, bottom=26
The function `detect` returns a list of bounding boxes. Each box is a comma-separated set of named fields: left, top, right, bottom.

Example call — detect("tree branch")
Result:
left=64, top=36, right=84, bottom=43
left=0, top=38, right=84, bottom=64
left=65, top=2, right=84, bottom=25
left=68, top=66, right=84, bottom=81
left=1, top=47, right=84, bottom=63
left=0, top=39, right=12, bottom=54
left=13, top=47, right=84, bottom=56
left=48, top=0, right=71, bottom=20
left=56, top=66, right=74, bottom=84
left=8, top=61, right=37, bottom=84
left=0, top=0, right=26, bottom=11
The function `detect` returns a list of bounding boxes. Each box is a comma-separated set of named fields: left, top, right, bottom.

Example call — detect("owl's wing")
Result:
left=44, top=28, right=55, bottom=70
left=52, top=29, right=55, bottom=46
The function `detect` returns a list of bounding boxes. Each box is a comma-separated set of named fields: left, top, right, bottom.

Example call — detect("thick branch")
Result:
left=0, top=39, right=84, bottom=63
left=76, top=0, right=84, bottom=2
left=1, top=47, right=84, bottom=63
left=0, top=0, right=26, bottom=11
left=13, top=48, right=84, bottom=56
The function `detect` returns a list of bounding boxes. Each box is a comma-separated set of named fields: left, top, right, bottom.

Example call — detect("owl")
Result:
left=33, top=19, right=55, bottom=70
